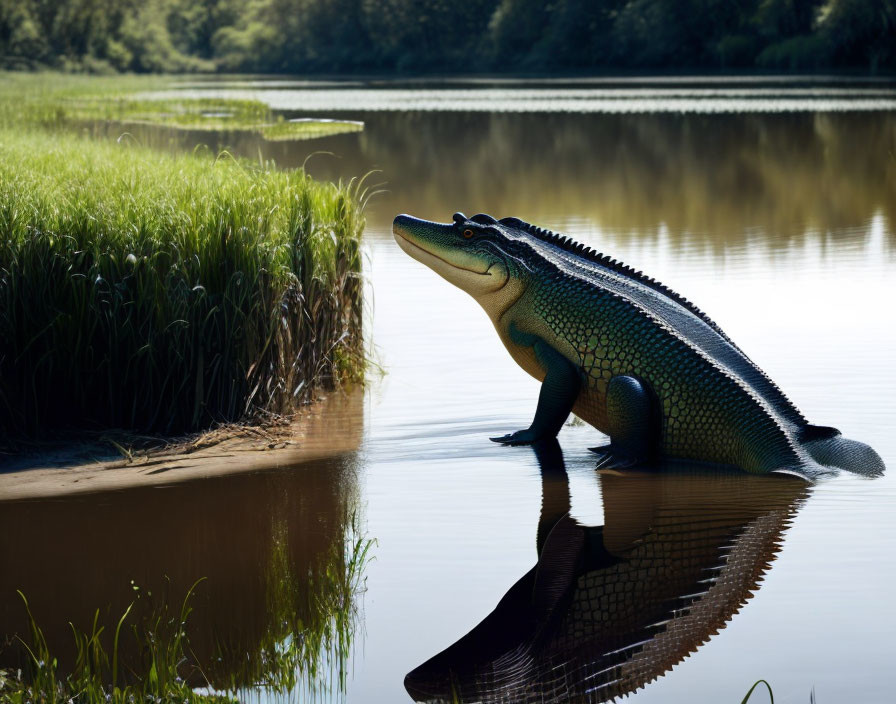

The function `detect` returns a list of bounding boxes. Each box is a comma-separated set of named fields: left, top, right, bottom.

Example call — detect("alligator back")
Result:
left=510, top=220, right=807, bottom=430
left=506, top=267, right=804, bottom=473
left=498, top=221, right=884, bottom=476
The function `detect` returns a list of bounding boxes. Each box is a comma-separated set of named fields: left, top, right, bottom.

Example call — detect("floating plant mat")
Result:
left=63, top=97, right=363, bottom=140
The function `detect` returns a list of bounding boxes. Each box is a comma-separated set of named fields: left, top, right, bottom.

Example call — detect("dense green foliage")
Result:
left=0, top=0, right=893, bottom=74
left=0, top=126, right=364, bottom=436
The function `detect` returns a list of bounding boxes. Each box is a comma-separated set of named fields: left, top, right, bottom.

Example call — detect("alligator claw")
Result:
left=490, top=429, right=539, bottom=445
left=589, top=444, right=640, bottom=470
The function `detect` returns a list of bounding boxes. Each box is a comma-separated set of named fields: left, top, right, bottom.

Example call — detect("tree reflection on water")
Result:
left=91, top=104, right=896, bottom=248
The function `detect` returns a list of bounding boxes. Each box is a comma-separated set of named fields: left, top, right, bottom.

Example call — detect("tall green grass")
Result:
left=0, top=128, right=366, bottom=437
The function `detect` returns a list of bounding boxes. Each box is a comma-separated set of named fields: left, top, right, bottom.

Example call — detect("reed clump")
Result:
left=0, top=128, right=365, bottom=438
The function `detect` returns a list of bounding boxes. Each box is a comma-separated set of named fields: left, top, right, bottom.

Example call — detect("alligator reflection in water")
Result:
left=0, top=452, right=366, bottom=696
left=405, top=441, right=810, bottom=703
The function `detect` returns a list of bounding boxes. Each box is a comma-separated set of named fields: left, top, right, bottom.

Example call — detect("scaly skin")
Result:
left=392, top=211, right=884, bottom=477
left=517, top=272, right=798, bottom=473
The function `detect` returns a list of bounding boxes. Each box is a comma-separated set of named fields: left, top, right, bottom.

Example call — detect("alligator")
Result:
left=404, top=441, right=810, bottom=703
left=392, top=212, right=885, bottom=477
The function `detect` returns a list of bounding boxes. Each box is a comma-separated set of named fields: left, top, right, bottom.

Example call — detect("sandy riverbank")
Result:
left=0, top=391, right=363, bottom=502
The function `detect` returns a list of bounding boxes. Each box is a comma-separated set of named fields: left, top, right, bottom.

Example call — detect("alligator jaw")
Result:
left=393, top=228, right=493, bottom=279
left=392, top=215, right=506, bottom=297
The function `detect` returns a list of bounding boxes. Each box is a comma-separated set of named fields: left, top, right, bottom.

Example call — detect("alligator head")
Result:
left=392, top=212, right=535, bottom=320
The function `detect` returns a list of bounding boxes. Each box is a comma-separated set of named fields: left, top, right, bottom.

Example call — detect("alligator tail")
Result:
left=799, top=424, right=885, bottom=477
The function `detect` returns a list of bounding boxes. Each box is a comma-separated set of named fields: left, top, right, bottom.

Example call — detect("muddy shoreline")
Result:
left=0, top=391, right=363, bottom=501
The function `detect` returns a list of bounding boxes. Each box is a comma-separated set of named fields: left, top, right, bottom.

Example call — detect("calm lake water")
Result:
left=3, top=77, right=896, bottom=703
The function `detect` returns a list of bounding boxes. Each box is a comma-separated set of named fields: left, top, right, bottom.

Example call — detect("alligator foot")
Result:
left=589, top=443, right=643, bottom=470
left=491, top=429, right=540, bottom=445
left=591, top=375, right=658, bottom=467
left=492, top=332, right=582, bottom=447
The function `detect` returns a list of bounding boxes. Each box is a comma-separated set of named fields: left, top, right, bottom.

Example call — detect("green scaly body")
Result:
left=392, top=212, right=884, bottom=477
left=505, top=272, right=799, bottom=474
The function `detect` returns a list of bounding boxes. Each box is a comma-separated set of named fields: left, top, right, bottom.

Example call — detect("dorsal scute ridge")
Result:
left=507, top=217, right=738, bottom=344
left=502, top=217, right=809, bottom=427
left=543, top=258, right=796, bottom=441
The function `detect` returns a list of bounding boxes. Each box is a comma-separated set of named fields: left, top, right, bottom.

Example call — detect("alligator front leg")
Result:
left=491, top=334, right=581, bottom=446
left=590, top=375, right=656, bottom=469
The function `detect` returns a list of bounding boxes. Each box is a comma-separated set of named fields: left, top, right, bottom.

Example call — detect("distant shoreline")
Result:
left=8, top=68, right=896, bottom=81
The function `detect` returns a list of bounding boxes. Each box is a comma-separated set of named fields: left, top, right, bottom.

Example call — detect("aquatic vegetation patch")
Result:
left=0, top=585, right=235, bottom=704
left=0, top=525, right=372, bottom=702
left=260, top=117, right=365, bottom=141
left=0, top=72, right=363, bottom=141
left=61, top=97, right=362, bottom=141
left=0, top=128, right=366, bottom=438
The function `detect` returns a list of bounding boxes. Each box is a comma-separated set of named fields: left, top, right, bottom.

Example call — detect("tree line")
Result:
left=1, top=0, right=894, bottom=74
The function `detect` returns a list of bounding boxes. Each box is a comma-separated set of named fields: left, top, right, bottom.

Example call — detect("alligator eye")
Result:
left=463, top=229, right=474, bottom=239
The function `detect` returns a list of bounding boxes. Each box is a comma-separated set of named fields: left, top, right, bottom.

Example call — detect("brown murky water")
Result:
left=1, top=453, right=361, bottom=690
left=3, top=77, right=896, bottom=703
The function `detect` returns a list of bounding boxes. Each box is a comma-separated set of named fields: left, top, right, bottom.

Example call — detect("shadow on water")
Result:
left=405, top=440, right=811, bottom=703
left=0, top=451, right=367, bottom=696
left=88, top=109, right=896, bottom=246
